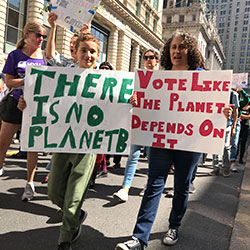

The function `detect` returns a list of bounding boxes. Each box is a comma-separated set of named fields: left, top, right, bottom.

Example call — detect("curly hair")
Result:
left=160, top=31, right=205, bottom=70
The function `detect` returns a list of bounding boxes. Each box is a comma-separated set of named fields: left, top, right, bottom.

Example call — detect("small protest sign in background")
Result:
left=131, top=69, right=232, bottom=155
left=21, top=66, right=134, bottom=154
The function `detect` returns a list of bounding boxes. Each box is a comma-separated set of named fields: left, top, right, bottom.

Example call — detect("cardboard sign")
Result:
left=50, top=0, right=100, bottom=32
left=131, top=70, right=232, bottom=155
left=232, top=73, right=249, bottom=88
left=21, top=66, right=134, bottom=154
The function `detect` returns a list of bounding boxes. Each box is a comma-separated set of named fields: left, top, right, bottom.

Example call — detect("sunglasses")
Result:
left=144, top=55, right=155, bottom=60
left=35, top=33, right=47, bottom=39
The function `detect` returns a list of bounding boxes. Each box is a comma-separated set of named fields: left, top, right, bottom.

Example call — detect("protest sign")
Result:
left=21, top=66, right=134, bottom=154
left=131, top=70, right=232, bottom=155
left=232, top=73, right=249, bottom=88
left=50, top=0, right=100, bottom=32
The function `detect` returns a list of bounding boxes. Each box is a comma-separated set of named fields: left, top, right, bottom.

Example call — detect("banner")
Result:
left=50, top=0, right=101, bottom=32
left=131, top=70, right=232, bottom=155
left=232, top=73, right=248, bottom=88
left=21, top=66, right=134, bottom=154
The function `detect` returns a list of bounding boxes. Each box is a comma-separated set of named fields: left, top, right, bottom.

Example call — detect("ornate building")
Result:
left=0, top=0, right=164, bottom=71
left=162, top=0, right=224, bottom=70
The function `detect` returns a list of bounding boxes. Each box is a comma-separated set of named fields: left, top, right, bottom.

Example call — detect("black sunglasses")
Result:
left=35, top=33, right=47, bottom=39
left=144, top=55, right=155, bottom=60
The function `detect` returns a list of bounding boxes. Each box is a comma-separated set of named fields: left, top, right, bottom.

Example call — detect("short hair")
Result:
left=16, top=22, right=46, bottom=50
left=160, top=30, right=205, bottom=70
left=143, top=49, right=159, bottom=60
left=75, top=33, right=100, bottom=52
left=99, top=61, right=114, bottom=70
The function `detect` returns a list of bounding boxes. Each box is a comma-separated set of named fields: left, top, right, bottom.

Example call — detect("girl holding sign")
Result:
left=116, top=31, right=231, bottom=250
left=0, top=22, right=46, bottom=201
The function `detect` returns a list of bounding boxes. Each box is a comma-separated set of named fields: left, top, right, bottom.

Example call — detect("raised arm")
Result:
left=46, top=13, right=57, bottom=59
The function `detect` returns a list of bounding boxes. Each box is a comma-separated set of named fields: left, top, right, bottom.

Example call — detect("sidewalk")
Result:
left=0, top=147, right=249, bottom=250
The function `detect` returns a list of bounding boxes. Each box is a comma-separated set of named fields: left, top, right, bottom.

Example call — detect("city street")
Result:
left=0, top=145, right=246, bottom=250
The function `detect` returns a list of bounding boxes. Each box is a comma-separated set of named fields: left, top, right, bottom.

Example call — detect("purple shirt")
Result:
left=2, top=49, right=45, bottom=100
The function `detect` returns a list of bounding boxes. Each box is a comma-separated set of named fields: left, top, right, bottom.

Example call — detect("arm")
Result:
left=45, top=13, right=57, bottom=59
left=241, top=113, right=250, bottom=120
left=5, top=74, right=24, bottom=88
left=231, top=108, right=238, bottom=136
left=17, top=95, right=27, bottom=111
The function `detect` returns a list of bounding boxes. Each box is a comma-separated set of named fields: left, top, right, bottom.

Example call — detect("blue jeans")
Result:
left=230, top=119, right=241, bottom=161
left=133, top=147, right=201, bottom=246
left=122, top=145, right=149, bottom=188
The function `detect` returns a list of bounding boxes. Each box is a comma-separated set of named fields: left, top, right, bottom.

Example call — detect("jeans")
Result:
left=230, top=119, right=241, bottom=161
left=133, top=147, right=201, bottom=246
left=122, top=145, right=149, bottom=188
left=223, top=125, right=232, bottom=169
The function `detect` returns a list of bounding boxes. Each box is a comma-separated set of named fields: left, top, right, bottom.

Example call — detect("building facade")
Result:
left=162, top=0, right=224, bottom=70
left=206, top=0, right=250, bottom=79
left=0, top=0, right=164, bottom=71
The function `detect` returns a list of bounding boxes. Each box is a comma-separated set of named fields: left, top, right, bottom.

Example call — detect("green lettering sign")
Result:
left=29, top=126, right=43, bottom=147
left=100, top=77, right=118, bottom=102
left=65, top=102, right=82, bottom=123
left=59, top=126, right=76, bottom=148
left=116, top=128, right=129, bottom=152
left=87, top=105, right=104, bottom=126
left=32, top=96, right=49, bottom=125
left=118, top=78, right=133, bottom=103
left=81, top=73, right=101, bottom=98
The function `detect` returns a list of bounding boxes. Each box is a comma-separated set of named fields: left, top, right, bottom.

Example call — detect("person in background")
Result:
left=0, top=22, right=46, bottom=195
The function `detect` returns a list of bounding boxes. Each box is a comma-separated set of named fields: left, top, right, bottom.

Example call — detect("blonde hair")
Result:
left=16, top=22, right=46, bottom=50
left=75, top=33, right=100, bottom=53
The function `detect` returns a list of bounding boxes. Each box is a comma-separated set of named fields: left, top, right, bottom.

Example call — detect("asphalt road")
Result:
left=0, top=147, right=244, bottom=250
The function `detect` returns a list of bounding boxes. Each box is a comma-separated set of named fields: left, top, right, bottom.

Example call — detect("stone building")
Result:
left=0, top=0, right=164, bottom=71
left=162, top=0, right=224, bottom=70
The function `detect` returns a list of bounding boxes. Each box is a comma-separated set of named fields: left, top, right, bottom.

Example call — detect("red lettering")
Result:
left=158, top=121, right=165, bottom=132
left=213, top=128, right=224, bottom=138
left=132, top=115, right=141, bottom=129
left=206, top=102, right=213, bottom=113
left=143, top=99, right=153, bottom=109
left=141, top=121, right=149, bottom=131
left=164, top=78, right=177, bottom=90
left=203, top=81, right=212, bottom=91
left=152, top=79, right=163, bottom=89
left=199, top=119, right=213, bottom=137
left=215, top=103, right=225, bottom=113
left=185, top=124, right=193, bottom=136
left=177, top=101, right=185, bottom=112
left=213, top=81, right=222, bottom=91
left=152, top=134, right=165, bottom=147
left=138, top=70, right=153, bottom=89
left=186, top=102, right=195, bottom=112
left=222, top=81, right=230, bottom=91
left=195, top=102, right=205, bottom=112
left=178, top=79, right=187, bottom=91
left=154, top=99, right=161, bottom=110
left=169, top=93, right=179, bottom=111
left=167, top=139, right=178, bottom=149
left=166, top=123, right=176, bottom=133
left=135, top=91, right=145, bottom=108
left=150, top=121, right=158, bottom=131
left=191, top=72, right=201, bottom=91
left=177, top=123, right=184, bottom=134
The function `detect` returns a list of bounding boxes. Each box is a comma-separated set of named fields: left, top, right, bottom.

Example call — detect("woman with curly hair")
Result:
left=115, top=31, right=211, bottom=250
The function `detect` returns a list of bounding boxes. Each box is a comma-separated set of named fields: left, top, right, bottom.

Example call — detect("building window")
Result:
left=91, top=21, right=109, bottom=63
left=4, top=0, right=28, bottom=53
left=244, top=14, right=249, bottom=19
left=192, top=15, right=196, bottom=21
left=244, top=20, right=249, bottom=25
left=153, top=19, right=157, bottom=32
left=153, top=0, right=159, bottom=10
left=136, top=2, right=141, bottom=16
left=145, top=10, right=150, bottom=25
left=179, top=15, right=184, bottom=22
left=167, top=16, right=172, bottom=23
left=176, top=0, right=182, bottom=7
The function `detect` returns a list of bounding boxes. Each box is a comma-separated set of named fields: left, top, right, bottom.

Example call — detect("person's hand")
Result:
left=79, top=24, right=90, bottom=34
left=17, top=96, right=27, bottom=111
left=231, top=127, right=236, bottom=136
left=223, top=104, right=234, bottom=120
left=129, top=92, right=137, bottom=107
left=48, top=13, right=58, bottom=29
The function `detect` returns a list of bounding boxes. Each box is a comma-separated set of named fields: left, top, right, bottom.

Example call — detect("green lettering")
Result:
left=49, top=100, right=60, bottom=124
left=79, top=130, right=93, bottom=148
left=32, top=96, right=49, bottom=125
left=100, top=77, right=117, bottom=102
left=87, top=105, right=104, bottom=126
left=59, top=126, right=76, bottom=148
left=31, top=68, right=56, bottom=95
left=116, top=128, right=129, bottom=152
left=28, top=126, right=43, bottom=147
left=44, top=126, right=57, bottom=148
left=81, top=73, right=101, bottom=98
left=54, top=74, right=81, bottom=97
left=65, top=102, right=82, bottom=123
left=105, top=129, right=119, bottom=151
left=118, top=78, right=133, bottom=103
left=92, top=130, right=104, bottom=149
